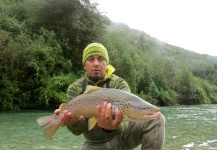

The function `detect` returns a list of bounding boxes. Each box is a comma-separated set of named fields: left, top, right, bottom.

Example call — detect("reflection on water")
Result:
left=0, top=105, right=216, bottom=150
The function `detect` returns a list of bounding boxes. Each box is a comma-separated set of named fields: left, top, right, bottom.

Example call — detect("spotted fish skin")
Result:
left=36, top=86, right=160, bottom=140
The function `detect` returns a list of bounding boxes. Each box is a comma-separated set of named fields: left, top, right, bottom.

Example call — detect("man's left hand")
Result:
left=96, top=101, right=122, bottom=131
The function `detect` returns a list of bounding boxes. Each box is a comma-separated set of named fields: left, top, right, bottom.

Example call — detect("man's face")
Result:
left=84, top=55, right=107, bottom=82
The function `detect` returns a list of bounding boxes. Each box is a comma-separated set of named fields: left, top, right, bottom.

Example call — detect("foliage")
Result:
left=27, top=0, right=109, bottom=70
left=0, top=28, right=74, bottom=110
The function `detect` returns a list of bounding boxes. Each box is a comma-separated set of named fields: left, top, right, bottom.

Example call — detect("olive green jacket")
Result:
left=66, top=73, right=130, bottom=142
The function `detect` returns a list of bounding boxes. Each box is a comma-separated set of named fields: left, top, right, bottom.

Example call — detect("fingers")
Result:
left=59, top=110, right=83, bottom=127
left=60, top=110, right=71, bottom=126
left=96, top=102, right=106, bottom=128
left=100, top=102, right=108, bottom=125
left=104, top=103, right=115, bottom=130
left=78, top=115, right=84, bottom=120
left=113, top=108, right=122, bottom=129
left=105, top=103, right=112, bottom=121
left=96, top=102, right=122, bottom=130
left=96, top=105, right=101, bottom=122
left=54, top=109, right=61, bottom=115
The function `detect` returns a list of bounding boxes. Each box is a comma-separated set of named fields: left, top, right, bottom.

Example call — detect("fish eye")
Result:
left=142, top=107, right=146, bottom=110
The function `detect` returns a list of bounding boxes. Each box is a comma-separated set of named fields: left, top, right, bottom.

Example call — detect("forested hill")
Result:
left=0, top=0, right=217, bottom=110
left=102, top=22, right=217, bottom=106
left=107, top=22, right=217, bottom=78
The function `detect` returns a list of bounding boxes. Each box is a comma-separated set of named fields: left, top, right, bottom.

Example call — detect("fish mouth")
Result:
left=145, top=112, right=161, bottom=119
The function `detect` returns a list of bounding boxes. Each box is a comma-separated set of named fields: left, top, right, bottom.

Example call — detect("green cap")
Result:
left=82, top=43, right=109, bottom=65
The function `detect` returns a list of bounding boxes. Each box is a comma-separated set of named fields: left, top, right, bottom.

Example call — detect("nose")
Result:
left=93, top=58, right=99, bottom=66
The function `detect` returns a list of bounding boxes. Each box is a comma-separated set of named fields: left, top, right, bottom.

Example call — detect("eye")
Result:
left=98, top=56, right=105, bottom=62
left=87, top=56, right=94, bottom=62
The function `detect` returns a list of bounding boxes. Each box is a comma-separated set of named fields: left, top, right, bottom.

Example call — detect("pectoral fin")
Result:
left=122, top=116, right=133, bottom=122
left=88, top=117, right=97, bottom=130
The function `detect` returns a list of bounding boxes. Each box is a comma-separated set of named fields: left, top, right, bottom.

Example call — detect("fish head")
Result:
left=123, top=101, right=161, bottom=121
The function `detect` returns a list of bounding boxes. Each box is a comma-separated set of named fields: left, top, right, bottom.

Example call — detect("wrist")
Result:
left=102, top=128, right=115, bottom=133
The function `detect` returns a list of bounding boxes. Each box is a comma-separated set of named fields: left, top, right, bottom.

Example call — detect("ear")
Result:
left=84, top=67, right=86, bottom=70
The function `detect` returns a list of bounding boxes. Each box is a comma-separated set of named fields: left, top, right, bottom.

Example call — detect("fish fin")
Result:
left=84, top=85, right=101, bottom=94
left=59, top=103, right=66, bottom=109
left=122, top=116, right=133, bottom=122
left=36, top=115, right=60, bottom=140
left=122, top=102, right=134, bottom=121
left=88, top=117, right=97, bottom=130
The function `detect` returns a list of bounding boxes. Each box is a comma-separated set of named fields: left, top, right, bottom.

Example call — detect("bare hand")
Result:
left=54, top=109, right=84, bottom=127
left=96, top=102, right=122, bottom=130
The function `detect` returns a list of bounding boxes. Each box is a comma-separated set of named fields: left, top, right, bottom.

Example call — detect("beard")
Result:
left=89, top=76, right=104, bottom=83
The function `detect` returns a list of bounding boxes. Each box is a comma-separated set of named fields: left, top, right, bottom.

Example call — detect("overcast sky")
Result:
left=97, top=0, right=217, bottom=56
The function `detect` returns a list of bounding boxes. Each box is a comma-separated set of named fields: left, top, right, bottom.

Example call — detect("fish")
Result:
left=36, top=85, right=161, bottom=140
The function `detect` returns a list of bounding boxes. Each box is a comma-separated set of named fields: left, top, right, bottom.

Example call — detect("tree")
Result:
left=30, top=0, right=109, bottom=70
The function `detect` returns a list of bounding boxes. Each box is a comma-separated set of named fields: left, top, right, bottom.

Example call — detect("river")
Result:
left=0, top=105, right=217, bottom=150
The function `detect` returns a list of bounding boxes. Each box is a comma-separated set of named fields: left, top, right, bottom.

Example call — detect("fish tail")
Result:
left=36, top=114, right=60, bottom=140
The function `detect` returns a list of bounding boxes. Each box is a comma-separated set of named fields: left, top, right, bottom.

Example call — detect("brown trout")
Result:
left=37, top=86, right=161, bottom=140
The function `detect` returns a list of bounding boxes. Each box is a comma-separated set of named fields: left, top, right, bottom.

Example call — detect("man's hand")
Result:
left=54, top=109, right=84, bottom=127
left=96, top=101, right=122, bottom=130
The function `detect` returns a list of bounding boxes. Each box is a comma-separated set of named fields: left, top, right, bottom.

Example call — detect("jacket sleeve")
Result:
left=66, top=80, right=87, bottom=135
left=116, top=80, right=131, bottom=92
left=67, top=118, right=87, bottom=135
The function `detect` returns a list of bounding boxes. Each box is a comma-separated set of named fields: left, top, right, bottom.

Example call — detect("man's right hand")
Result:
left=54, top=109, right=84, bottom=127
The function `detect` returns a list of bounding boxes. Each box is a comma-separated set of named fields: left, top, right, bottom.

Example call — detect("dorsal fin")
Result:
left=84, top=85, right=101, bottom=94
left=59, top=103, right=66, bottom=109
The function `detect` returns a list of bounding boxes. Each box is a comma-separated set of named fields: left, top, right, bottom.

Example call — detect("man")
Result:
left=55, top=43, right=165, bottom=150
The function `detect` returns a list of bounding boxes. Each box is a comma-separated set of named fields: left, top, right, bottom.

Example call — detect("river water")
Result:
left=0, top=105, right=217, bottom=150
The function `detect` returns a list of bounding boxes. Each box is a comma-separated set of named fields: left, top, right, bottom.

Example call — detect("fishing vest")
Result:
left=81, top=77, right=110, bottom=94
